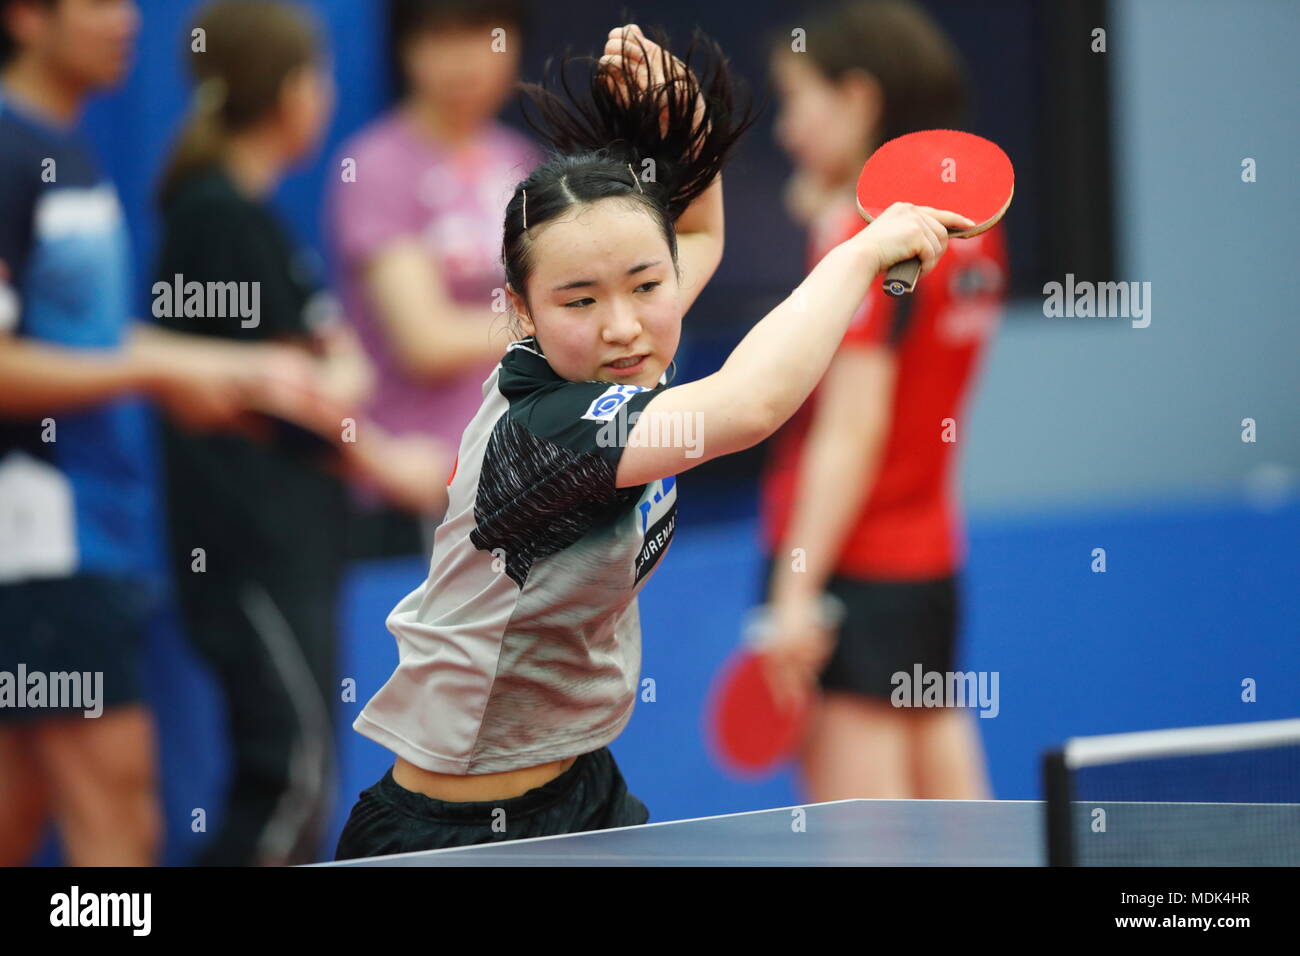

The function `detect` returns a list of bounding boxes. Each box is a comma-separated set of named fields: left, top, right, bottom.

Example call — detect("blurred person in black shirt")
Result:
left=154, top=0, right=446, bottom=866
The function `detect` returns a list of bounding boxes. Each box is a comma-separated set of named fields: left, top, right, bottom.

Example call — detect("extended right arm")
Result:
left=615, top=202, right=972, bottom=488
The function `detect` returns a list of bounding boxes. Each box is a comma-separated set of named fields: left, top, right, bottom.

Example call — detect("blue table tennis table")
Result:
left=324, top=799, right=1037, bottom=867
left=318, top=798, right=1299, bottom=866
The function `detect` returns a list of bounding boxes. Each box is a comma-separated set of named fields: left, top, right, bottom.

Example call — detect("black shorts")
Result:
left=759, top=556, right=961, bottom=701
left=334, top=746, right=650, bottom=861
left=0, top=574, right=153, bottom=724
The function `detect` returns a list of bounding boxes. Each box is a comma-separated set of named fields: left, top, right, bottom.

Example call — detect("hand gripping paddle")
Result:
left=855, top=129, right=1014, bottom=296
left=706, top=594, right=845, bottom=776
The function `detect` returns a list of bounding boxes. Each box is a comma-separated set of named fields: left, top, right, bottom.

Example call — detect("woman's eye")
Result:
left=635, top=281, right=662, bottom=294
left=564, top=298, right=595, bottom=309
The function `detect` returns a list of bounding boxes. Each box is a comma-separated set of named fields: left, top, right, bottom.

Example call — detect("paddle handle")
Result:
left=883, top=257, right=922, bottom=296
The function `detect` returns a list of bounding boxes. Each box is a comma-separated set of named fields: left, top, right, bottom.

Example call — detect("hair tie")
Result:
left=627, top=163, right=643, bottom=194
left=521, top=188, right=528, bottom=230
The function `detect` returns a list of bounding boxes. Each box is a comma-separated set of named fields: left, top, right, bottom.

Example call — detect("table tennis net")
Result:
left=1043, top=719, right=1300, bottom=866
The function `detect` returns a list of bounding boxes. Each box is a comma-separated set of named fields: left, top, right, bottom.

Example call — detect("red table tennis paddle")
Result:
left=856, top=128, right=1014, bottom=296
left=707, top=595, right=845, bottom=776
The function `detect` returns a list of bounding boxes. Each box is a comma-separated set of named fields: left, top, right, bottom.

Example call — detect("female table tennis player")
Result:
left=335, top=22, right=973, bottom=859
left=758, top=0, right=1009, bottom=801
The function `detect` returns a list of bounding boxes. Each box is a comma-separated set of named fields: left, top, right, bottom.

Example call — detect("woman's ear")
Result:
left=840, top=68, right=884, bottom=144
left=506, top=285, right=535, bottom=336
left=277, top=66, right=329, bottom=151
left=279, top=67, right=308, bottom=116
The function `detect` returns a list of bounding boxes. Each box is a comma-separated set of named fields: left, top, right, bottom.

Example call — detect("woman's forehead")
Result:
left=529, top=202, right=670, bottom=282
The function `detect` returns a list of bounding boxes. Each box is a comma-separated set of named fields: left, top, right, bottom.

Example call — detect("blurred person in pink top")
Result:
left=328, top=0, right=541, bottom=555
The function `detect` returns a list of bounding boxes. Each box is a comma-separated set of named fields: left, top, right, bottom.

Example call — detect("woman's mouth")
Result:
left=605, top=354, right=648, bottom=376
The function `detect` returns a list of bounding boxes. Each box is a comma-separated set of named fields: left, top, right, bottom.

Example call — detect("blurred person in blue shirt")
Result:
left=0, top=0, right=323, bottom=866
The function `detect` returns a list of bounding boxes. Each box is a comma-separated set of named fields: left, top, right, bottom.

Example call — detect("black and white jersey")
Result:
left=355, top=337, right=679, bottom=773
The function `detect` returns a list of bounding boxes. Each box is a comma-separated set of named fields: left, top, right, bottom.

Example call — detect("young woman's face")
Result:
left=402, top=25, right=520, bottom=128
left=278, top=62, right=335, bottom=160
left=770, top=49, right=878, bottom=185
left=512, top=199, right=681, bottom=391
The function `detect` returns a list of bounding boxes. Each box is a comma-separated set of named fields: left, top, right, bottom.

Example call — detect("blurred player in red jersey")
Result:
left=759, top=0, right=1009, bottom=800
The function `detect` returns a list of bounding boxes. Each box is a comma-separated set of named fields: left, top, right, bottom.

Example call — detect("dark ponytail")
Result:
left=157, top=0, right=321, bottom=209
left=502, top=25, right=760, bottom=310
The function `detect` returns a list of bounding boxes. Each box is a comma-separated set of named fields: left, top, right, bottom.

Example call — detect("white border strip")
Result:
left=1064, top=718, right=1300, bottom=769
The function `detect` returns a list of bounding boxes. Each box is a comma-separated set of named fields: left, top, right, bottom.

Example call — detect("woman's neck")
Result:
left=0, top=56, right=85, bottom=126
left=829, top=139, right=881, bottom=193
left=221, top=132, right=287, bottom=199
left=402, top=98, right=481, bottom=150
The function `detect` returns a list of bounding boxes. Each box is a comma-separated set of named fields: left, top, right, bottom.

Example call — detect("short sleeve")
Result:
left=0, top=154, right=33, bottom=333
left=521, top=380, right=666, bottom=480
left=156, top=196, right=310, bottom=342
left=470, top=379, right=668, bottom=584
left=328, top=135, right=419, bottom=267
left=0, top=179, right=28, bottom=336
left=233, top=221, right=314, bottom=341
left=0, top=166, right=30, bottom=275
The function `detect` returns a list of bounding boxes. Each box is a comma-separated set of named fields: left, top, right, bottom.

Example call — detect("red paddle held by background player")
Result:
left=856, top=128, right=1015, bottom=295
left=707, top=595, right=845, bottom=777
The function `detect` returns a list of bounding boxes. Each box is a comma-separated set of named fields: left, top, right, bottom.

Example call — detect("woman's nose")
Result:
left=603, top=299, right=642, bottom=341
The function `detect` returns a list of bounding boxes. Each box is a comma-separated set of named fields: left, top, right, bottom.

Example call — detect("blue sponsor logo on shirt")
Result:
left=638, top=475, right=676, bottom=533
left=580, top=384, right=648, bottom=422
left=635, top=489, right=677, bottom=584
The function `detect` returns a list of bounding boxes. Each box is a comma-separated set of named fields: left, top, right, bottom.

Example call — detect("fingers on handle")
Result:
left=917, top=208, right=958, bottom=274
left=916, top=205, right=978, bottom=230
left=922, top=221, right=947, bottom=274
